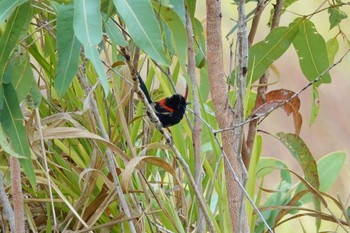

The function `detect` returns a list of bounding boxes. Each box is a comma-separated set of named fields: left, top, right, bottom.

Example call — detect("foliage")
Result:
left=0, top=0, right=349, bottom=232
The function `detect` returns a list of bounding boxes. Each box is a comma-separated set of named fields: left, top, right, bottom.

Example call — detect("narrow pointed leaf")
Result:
left=291, top=18, right=331, bottom=86
left=55, top=3, right=82, bottom=97
left=73, top=0, right=103, bottom=46
left=0, top=84, right=36, bottom=188
left=0, top=2, right=32, bottom=81
left=247, top=25, right=299, bottom=83
left=154, top=3, right=187, bottom=69
left=113, top=0, right=170, bottom=66
left=84, top=45, right=109, bottom=94
left=0, top=0, right=27, bottom=26
left=276, top=132, right=320, bottom=228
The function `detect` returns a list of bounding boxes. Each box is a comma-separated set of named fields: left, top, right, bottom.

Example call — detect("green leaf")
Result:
left=55, top=3, right=82, bottom=97
left=247, top=25, right=299, bottom=83
left=73, top=0, right=103, bottom=46
left=0, top=2, right=32, bottom=81
left=113, top=0, right=170, bottom=66
left=309, top=86, right=320, bottom=125
left=105, top=18, right=128, bottom=46
left=276, top=132, right=320, bottom=229
left=291, top=18, right=331, bottom=86
left=0, top=83, right=36, bottom=188
left=317, top=151, right=345, bottom=192
left=5, top=47, right=36, bottom=102
left=328, top=7, right=347, bottom=30
left=326, top=36, right=339, bottom=64
left=246, top=135, right=262, bottom=231
left=154, top=3, right=187, bottom=70
left=0, top=0, right=27, bottom=26
left=0, top=124, right=26, bottom=158
left=296, top=151, right=346, bottom=203
left=276, top=132, right=319, bottom=190
left=84, top=45, right=109, bottom=94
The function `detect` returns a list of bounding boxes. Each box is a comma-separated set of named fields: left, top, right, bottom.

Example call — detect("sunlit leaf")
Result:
left=0, top=83, right=36, bottom=188
left=291, top=18, right=331, bottom=86
left=55, top=3, right=82, bottom=97
left=326, top=36, right=339, bottom=64
left=113, top=0, right=170, bottom=66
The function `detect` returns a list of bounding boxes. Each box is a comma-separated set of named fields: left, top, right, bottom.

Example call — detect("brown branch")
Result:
left=185, top=6, right=205, bottom=232
left=207, top=0, right=248, bottom=231
left=245, top=0, right=284, bottom=168
left=10, top=157, right=25, bottom=233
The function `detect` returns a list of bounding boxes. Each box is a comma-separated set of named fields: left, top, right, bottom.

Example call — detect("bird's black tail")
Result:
left=137, top=73, right=153, bottom=103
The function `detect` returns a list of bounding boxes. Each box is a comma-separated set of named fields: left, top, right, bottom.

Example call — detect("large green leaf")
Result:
left=317, top=151, right=345, bottom=192
left=0, top=83, right=36, bottom=188
left=0, top=2, right=32, bottom=81
left=3, top=47, right=36, bottom=102
left=73, top=0, right=103, bottom=46
left=113, top=0, right=170, bottom=66
left=0, top=0, right=27, bottom=26
left=247, top=25, right=299, bottom=83
left=55, top=3, right=82, bottom=97
left=73, top=0, right=109, bottom=95
left=291, top=18, right=331, bottom=86
left=154, top=3, right=187, bottom=70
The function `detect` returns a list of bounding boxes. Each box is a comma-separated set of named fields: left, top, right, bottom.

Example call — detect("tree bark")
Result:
left=206, top=0, right=249, bottom=232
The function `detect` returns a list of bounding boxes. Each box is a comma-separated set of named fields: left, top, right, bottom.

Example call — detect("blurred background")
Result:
left=197, top=1, right=350, bottom=232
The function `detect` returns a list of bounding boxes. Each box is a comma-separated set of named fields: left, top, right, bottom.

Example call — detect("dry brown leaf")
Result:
left=253, top=89, right=302, bottom=135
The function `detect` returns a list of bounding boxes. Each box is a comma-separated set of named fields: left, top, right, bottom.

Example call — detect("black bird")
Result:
left=137, top=74, right=187, bottom=127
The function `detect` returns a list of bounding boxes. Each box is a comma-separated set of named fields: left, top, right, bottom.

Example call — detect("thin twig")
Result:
left=185, top=6, right=205, bottom=233
left=214, top=47, right=350, bottom=134
left=120, top=47, right=216, bottom=233
left=35, top=108, right=58, bottom=232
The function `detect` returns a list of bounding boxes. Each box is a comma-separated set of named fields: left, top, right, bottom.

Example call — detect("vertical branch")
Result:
left=246, top=0, right=284, bottom=160
left=185, top=7, right=204, bottom=232
left=10, top=157, right=25, bottom=233
left=206, top=0, right=249, bottom=231
left=0, top=175, right=15, bottom=231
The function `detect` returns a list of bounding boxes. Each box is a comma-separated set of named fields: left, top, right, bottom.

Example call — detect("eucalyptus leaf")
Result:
left=55, top=3, right=82, bottom=97
left=291, top=18, right=331, bottom=86
left=113, top=0, right=170, bottom=66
